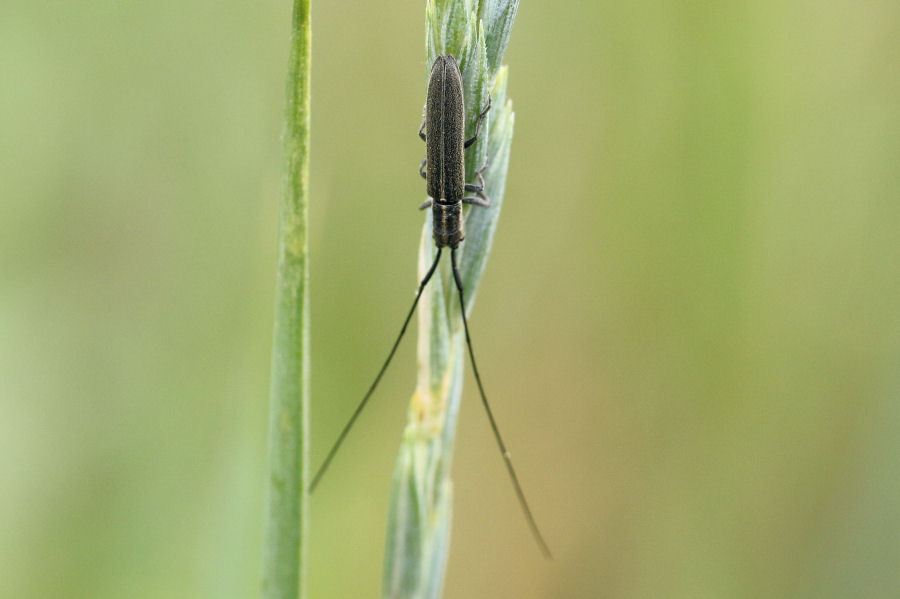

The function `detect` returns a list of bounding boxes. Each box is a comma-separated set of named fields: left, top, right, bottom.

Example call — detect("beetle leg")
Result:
left=464, top=157, right=488, bottom=192
left=464, top=94, right=492, bottom=148
left=462, top=192, right=490, bottom=207
left=463, top=160, right=490, bottom=206
left=474, top=155, right=489, bottom=176
left=419, top=158, right=427, bottom=179
left=418, top=104, right=427, bottom=141
left=419, top=198, right=433, bottom=210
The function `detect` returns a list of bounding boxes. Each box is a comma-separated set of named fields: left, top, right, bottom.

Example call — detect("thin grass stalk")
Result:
left=382, top=2, right=519, bottom=597
left=261, top=1, right=311, bottom=598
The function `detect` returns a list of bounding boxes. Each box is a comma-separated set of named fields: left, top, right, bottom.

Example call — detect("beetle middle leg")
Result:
left=419, top=157, right=427, bottom=180
left=462, top=156, right=490, bottom=207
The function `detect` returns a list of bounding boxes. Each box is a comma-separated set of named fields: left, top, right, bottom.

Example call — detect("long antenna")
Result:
left=450, top=248, right=553, bottom=559
left=309, top=248, right=443, bottom=493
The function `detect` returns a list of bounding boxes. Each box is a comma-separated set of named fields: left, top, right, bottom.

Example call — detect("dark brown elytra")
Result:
left=419, top=54, right=491, bottom=249
left=310, top=54, right=551, bottom=559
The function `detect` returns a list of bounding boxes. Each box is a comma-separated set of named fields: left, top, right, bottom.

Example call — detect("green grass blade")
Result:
left=261, top=1, right=311, bottom=598
left=481, top=0, right=519, bottom=74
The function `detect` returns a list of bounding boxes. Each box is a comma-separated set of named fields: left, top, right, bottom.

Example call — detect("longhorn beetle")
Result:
left=310, top=55, right=551, bottom=558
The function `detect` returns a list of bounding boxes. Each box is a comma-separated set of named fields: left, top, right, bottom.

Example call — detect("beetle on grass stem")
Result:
left=310, top=54, right=551, bottom=559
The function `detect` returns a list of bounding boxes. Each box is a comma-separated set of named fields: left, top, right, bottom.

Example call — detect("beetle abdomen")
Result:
left=432, top=201, right=464, bottom=248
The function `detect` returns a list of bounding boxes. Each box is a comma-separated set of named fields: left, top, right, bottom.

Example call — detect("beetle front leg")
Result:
left=464, top=94, right=492, bottom=148
left=418, top=103, right=427, bottom=141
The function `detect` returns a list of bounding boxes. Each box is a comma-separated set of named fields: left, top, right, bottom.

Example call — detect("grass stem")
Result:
left=382, top=2, right=520, bottom=597
left=261, top=1, right=311, bottom=598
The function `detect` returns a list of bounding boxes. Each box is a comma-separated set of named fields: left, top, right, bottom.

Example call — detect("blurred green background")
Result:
left=2, top=1, right=898, bottom=598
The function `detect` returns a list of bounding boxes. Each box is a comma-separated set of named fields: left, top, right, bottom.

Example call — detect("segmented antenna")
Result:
left=450, top=248, right=553, bottom=559
left=308, top=249, right=443, bottom=493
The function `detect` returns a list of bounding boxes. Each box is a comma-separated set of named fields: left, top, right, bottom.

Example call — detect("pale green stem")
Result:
left=382, top=2, right=519, bottom=597
left=261, top=1, right=311, bottom=598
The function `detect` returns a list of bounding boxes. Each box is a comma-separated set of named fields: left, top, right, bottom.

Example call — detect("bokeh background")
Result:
left=2, top=1, right=898, bottom=598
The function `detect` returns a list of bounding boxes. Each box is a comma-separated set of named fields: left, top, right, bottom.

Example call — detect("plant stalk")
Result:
left=382, top=2, right=519, bottom=597
left=262, top=1, right=311, bottom=598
